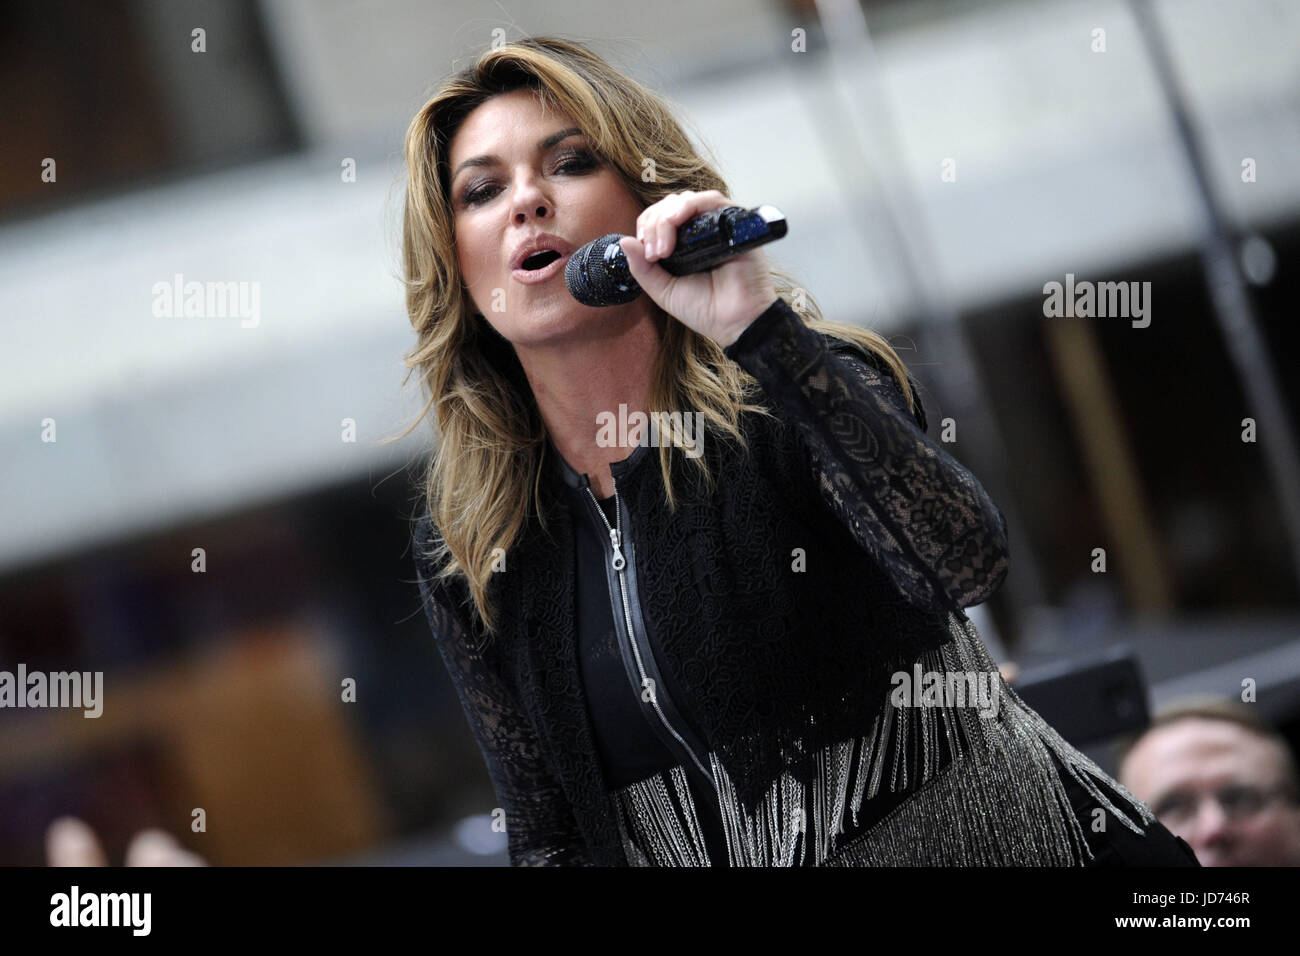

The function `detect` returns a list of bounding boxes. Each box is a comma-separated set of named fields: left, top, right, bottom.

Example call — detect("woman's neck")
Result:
left=515, top=309, right=663, bottom=499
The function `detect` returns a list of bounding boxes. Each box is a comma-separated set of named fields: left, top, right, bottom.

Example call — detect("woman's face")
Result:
left=447, top=88, right=648, bottom=347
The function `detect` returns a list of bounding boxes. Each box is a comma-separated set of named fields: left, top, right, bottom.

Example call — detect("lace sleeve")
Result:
left=413, top=518, right=593, bottom=866
left=723, top=297, right=1010, bottom=612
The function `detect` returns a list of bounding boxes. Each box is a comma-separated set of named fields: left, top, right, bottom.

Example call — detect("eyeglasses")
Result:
left=1152, top=784, right=1297, bottom=829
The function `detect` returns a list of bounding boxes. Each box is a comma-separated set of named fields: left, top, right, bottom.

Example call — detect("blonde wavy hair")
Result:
left=394, top=36, right=918, bottom=637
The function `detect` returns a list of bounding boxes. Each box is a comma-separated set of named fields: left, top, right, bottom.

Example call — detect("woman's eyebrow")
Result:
left=451, top=128, right=585, bottom=184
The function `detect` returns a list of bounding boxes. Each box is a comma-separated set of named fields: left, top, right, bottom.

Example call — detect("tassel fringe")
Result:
left=612, top=611, right=1157, bottom=866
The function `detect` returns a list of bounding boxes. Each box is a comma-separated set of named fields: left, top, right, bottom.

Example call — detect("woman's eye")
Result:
left=463, top=183, right=499, bottom=206
left=556, top=150, right=597, bottom=173
left=462, top=151, right=598, bottom=207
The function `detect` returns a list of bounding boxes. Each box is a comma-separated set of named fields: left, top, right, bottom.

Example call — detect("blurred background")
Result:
left=0, top=0, right=1296, bottom=865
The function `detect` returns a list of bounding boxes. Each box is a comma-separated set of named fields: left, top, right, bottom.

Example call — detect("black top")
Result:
left=544, top=436, right=1174, bottom=869
left=571, top=487, right=673, bottom=785
left=548, top=434, right=950, bottom=866
left=413, top=297, right=1184, bottom=865
left=551, top=441, right=733, bottom=864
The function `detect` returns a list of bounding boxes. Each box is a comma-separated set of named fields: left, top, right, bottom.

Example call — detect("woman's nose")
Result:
left=513, top=204, right=549, bottom=224
left=509, top=171, right=551, bottom=223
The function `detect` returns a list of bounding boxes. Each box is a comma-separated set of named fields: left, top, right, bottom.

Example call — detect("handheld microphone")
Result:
left=565, top=204, right=787, bottom=306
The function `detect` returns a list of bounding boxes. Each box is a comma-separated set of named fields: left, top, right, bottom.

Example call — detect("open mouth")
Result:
left=512, top=248, right=569, bottom=285
left=520, top=250, right=563, bottom=271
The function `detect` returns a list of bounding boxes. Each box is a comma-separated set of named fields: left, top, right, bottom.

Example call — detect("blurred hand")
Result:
left=46, top=816, right=207, bottom=866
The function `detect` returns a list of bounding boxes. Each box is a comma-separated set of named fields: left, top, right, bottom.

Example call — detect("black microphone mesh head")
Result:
left=565, top=233, right=641, bottom=306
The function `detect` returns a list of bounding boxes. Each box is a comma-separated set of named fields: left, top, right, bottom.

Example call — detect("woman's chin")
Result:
left=499, top=297, right=649, bottom=352
left=502, top=311, right=589, bottom=348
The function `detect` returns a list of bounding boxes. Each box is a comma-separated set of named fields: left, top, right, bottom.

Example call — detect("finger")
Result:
left=647, top=195, right=681, bottom=261
left=653, top=191, right=734, bottom=261
left=620, top=235, right=653, bottom=278
left=636, top=206, right=660, bottom=258
left=125, top=829, right=206, bottom=867
left=619, top=235, right=671, bottom=300
left=46, top=816, right=108, bottom=867
left=635, top=214, right=650, bottom=254
left=642, top=192, right=681, bottom=261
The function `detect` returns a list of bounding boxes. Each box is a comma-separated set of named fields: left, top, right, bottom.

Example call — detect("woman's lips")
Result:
left=511, top=252, right=569, bottom=286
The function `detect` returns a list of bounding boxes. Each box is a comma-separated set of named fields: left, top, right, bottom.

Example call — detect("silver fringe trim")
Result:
left=611, top=611, right=1157, bottom=866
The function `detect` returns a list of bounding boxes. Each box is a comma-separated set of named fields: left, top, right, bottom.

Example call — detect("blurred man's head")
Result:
left=1117, top=699, right=1300, bottom=867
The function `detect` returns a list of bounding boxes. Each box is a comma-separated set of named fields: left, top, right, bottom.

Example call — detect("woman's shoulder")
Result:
left=410, top=513, right=497, bottom=650
left=819, top=333, right=928, bottom=434
left=410, top=513, right=468, bottom=617
left=410, top=512, right=445, bottom=573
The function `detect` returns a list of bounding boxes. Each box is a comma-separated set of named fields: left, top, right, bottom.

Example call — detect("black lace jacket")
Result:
left=412, top=296, right=1012, bottom=865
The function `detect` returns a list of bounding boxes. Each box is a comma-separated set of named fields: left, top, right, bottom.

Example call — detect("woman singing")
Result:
left=401, top=35, right=1199, bottom=867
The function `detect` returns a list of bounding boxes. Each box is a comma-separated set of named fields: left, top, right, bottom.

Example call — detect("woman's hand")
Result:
left=618, top=190, right=778, bottom=348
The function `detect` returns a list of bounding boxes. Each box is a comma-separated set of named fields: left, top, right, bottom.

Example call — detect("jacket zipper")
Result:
left=583, top=478, right=716, bottom=789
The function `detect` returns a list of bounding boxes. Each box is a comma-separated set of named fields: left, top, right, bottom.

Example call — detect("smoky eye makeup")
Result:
left=457, top=145, right=600, bottom=208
